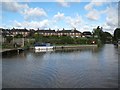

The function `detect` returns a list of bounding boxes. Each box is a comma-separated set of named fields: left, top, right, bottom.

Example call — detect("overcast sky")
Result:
left=1, top=0, right=119, bottom=34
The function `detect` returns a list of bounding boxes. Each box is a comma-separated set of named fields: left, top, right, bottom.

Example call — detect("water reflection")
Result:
left=54, top=47, right=99, bottom=53
left=2, top=44, right=118, bottom=88
left=35, top=49, right=54, bottom=53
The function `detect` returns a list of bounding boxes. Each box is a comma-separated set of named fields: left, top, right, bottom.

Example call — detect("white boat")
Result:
left=34, top=43, right=54, bottom=50
left=35, top=46, right=53, bottom=50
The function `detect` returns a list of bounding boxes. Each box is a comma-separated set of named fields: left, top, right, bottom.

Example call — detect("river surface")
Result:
left=2, top=44, right=119, bottom=88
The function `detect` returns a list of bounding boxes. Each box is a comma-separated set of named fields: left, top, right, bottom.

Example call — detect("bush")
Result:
left=75, top=37, right=88, bottom=44
left=5, top=36, right=13, bottom=43
left=2, top=43, right=14, bottom=49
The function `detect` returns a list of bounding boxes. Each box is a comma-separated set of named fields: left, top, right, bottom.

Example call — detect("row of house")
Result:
left=1, top=28, right=92, bottom=38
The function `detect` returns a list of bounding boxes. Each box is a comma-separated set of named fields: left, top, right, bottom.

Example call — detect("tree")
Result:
left=113, top=28, right=120, bottom=41
left=93, top=26, right=109, bottom=44
left=28, top=30, right=35, bottom=38
left=6, top=36, right=13, bottom=43
left=60, top=36, right=74, bottom=44
left=103, top=32, right=113, bottom=43
left=34, top=32, right=43, bottom=43
left=93, top=26, right=103, bottom=39
left=14, top=34, right=23, bottom=38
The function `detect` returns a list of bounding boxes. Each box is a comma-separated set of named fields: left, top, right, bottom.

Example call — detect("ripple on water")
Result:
left=2, top=44, right=118, bottom=88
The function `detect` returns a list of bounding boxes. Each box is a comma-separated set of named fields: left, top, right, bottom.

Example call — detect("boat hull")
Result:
left=35, top=46, right=53, bottom=50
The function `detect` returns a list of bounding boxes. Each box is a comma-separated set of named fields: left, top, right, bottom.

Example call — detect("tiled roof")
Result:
left=11, top=29, right=29, bottom=32
left=1, top=28, right=81, bottom=33
left=82, top=31, right=92, bottom=35
left=57, top=30, right=81, bottom=33
left=37, top=30, right=56, bottom=33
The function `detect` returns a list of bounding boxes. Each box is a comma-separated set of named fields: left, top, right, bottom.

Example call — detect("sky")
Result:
left=1, top=0, right=119, bottom=34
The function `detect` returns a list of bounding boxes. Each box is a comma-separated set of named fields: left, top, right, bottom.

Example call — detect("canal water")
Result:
left=2, top=44, right=119, bottom=88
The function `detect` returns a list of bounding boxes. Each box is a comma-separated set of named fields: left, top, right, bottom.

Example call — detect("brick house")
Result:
left=11, top=28, right=29, bottom=37
left=36, top=29, right=56, bottom=36
left=57, top=28, right=82, bottom=37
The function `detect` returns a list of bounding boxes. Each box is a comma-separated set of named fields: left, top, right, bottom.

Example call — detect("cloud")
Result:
left=86, top=9, right=100, bottom=21
left=84, top=2, right=93, bottom=11
left=56, top=0, right=81, bottom=7
left=84, top=1, right=104, bottom=11
left=83, top=4, right=118, bottom=34
left=84, top=1, right=105, bottom=21
left=56, top=0, right=69, bottom=7
left=105, top=7, right=118, bottom=27
left=73, top=0, right=81, bottom=2
left=2, top=2, right=28, bottom=12
left=53, top=12, right=64, bottom=21
left=84, top=1, right=118, bottom=34
left=22, top=7, right=47, bottom=20
left=102, top=6, right=118, bottom=34
left=102, top=23, right=115, bottom=34
left=65, top=14, right=83, bottom=28
left=2, top=1, right=47, bottom=21
left=14, top=20, right=49, bottom=29
left=14, top=20, right=22, bottom=27
left=118, top=2, right=120, bottom=28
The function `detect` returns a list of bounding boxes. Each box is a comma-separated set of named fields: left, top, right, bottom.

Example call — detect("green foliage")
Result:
left=5, top=36, right=13, bottom=43
left=93, top=26, right=112, bottom=44
left=14, top=34, right=23, bottom=38
left=104, top=32, right=112, bottom=37
left=75, top=37, right=88, bottom=44
left=113, top=28, right=120, bottom=41
left=93, top=26, right=102, bottom=39
left=59, top=36, right=75, bottom=44
left=31, top=34, right=99, bottom=45
left=104, top=32, right=113, bottom=43
left=2, top=43, right=14, bottom=49
left=27, top=31, right=35, bottom=38
left=34, top=33, right=43, bottom=42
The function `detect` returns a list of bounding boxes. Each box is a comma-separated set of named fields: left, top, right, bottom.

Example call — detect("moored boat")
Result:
left=34, top=43, right=53, bottom=50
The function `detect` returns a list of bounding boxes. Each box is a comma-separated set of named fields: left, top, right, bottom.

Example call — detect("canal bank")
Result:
left=29, top=44, right=98, bottom=50
left=1, top=45, right=98, bottom=55
left=1, top=48, right=24, bottom=56
left=54, top=45, right=98, bottom=50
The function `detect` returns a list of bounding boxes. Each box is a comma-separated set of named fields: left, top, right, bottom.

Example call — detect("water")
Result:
left=2, top=44, right=119, bottom=88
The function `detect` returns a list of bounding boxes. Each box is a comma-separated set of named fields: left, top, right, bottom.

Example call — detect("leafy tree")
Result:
left=34, top=33, right=43, bottom=43
left=75, top=37, right=88, bottom=44
left=113, top=28, right=120, bottom=41
left=14, top=34, right=23, bottom=38
left=93, top=26, right=102, bottom=38
left=104, top=32, right=112, bottom=37
left=27, top=30, right=35, bottom=38
left=6, top=36, right=13, bottom=43
left=60, top=36, right=74, bottom=44
left=93, top=26, right=105, bottom=44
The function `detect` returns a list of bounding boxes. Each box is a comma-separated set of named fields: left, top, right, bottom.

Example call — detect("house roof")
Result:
left=82, top=31, right=92, bottom=35
left=57, top=30, right=81, bottom=33
left=1, top=28, right=82, bottom=34
left=11, top=29, right=29, bottom=32
left=36, top=30, right=56, bottom=33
